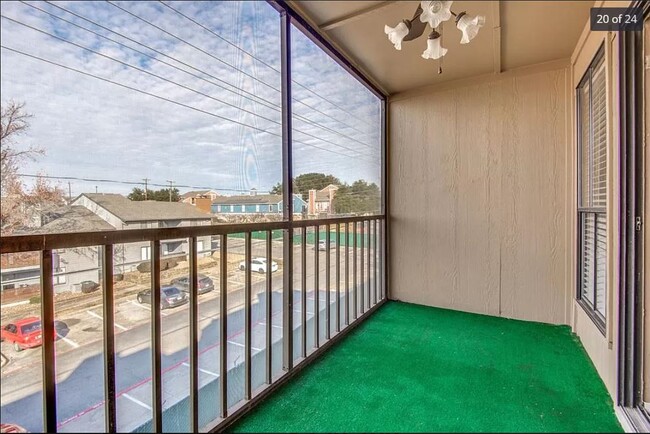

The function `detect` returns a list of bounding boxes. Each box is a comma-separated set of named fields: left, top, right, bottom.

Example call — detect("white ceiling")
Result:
left=291, top=1, right=593, bottom=95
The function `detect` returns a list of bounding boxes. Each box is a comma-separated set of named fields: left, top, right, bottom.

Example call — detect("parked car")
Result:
left=170, top=274, right=215, bottom=294
left=0, top=317, right=56, bottom=352
left=314, top=239, right=336, bottom=251
left=239, top=258, right=278, bottom=273
left=80, top=280, right=100, bottom=294
left=0, top=423, right=27, bottom=433
left=136, top=286, right=188, bottom=309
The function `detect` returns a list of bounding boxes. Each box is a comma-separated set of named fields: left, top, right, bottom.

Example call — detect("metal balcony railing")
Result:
left=0, top=215, right=386, bottom=432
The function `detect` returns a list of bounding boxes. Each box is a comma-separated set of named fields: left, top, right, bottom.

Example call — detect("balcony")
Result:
left=232, top=301, right=621, bottom=433
left=1, top=0, right=648, bottom=433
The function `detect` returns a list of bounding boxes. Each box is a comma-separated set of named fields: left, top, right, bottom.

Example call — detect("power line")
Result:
left=158, top=0, right=377, bottom=130
left=1, top=14, right=284, bottom=127
left=103, top=0, right=376, bottom=141
left=0, top=13, right=372, bottom=161
left=16, top=173, right=380, bottom=197
left=42, top=0, right=374, bottom=148
left=1, top=45, right=377, bottom=164
left=106, top=0, right=280, bottom=93
left=21, top=1, right=378, bottom=152
left=158, top=0, right=279, bottom=75
left=15, top=173, right=270, bottom=194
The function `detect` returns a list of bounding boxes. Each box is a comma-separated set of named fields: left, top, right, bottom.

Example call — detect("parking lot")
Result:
left=0, top=238, right=380, bottom=432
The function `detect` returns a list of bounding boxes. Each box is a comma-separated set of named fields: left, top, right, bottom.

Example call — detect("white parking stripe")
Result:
left=292, top=307, right=315, bottom=315
left=182, top=362, right=219, bottom=377
left=86, top=310, right=127, bottom=331
left=227, top=341, right=262, bottom=352
left=56, top=333, right=80, bottom=348
left=130, top=300, right=168, bottom=316
left=122, top=393, right=152, bottom=410
left=259, top=322, right=282, bottom=329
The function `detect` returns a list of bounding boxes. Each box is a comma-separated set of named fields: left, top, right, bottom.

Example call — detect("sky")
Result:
left=0, top=0, right=382, bottom=198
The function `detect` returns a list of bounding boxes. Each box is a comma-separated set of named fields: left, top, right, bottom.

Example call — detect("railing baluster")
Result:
left=266, top=230, right=272, bottom=385
left=244, top=232, right=252, bottom=400
left=150, top=240, right=162, bottom=432
left=301, top=228, right=307, bottom=358
left=345, top=223, right=349, bottom=326
left=381, top=219, right=386, bottom=300
left=314, top=225, right=319, bottom=348
left=102, top=245, right=117, bottom=433
left=366, top=220, right=372, bottom=309
left=360, top=221, right=364, bottom=315
left=335, top=224, right=341, bottom=333
left=353, top=222, right=357, bottom=320
left=189, top=237, right=199, bottom=433
left=325, top=225, right=331, bottom=340
left=219, top=234, right=228, bottom=419
left=373, top=219, right=378, bottom=305
left=41, top=249, right=57, bottom=433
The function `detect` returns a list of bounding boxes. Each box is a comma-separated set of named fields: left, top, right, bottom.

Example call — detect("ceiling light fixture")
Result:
left=384, top=1, right=485, bottom=74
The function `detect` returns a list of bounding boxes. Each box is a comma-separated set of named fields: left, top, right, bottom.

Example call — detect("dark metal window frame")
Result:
left=576, top=43, right=607, bottom=334
left=0, top=1, right=388, bottom=432
left=617, top=1, right=648, bottom=430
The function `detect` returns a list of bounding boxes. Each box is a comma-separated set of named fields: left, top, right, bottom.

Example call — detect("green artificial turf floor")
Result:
left=230, top=301, right=622, bottom=432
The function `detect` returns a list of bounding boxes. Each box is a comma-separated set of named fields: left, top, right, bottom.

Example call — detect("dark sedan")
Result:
left=170, top=274, right=215, bottom=295
left=137, top=286, right=188, bottom=309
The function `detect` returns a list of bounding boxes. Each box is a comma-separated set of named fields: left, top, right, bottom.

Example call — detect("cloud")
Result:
left=0, top=1, right=381, bottom=198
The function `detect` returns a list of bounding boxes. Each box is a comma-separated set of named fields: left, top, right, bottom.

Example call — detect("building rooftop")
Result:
left=315, top=191, right=332, bottom=202
left=77, top=193, right=212, bottom=222
left=32, top=206, right=116, bottom=234
left=213, top=194, right=283, bottom=205
left=180, top=190, right=215, bottom=199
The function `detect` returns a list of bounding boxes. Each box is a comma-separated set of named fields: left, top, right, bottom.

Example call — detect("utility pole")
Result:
left=142, top=178, right=150, bottom=200
left=166, top=180, right=174, bottom=202
left=68, top=181, right=72, bottom=203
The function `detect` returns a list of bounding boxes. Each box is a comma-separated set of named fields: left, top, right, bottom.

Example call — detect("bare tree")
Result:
left=1, top=101, right=42, bottom=193
left=1, top=100, right=64, bottom=234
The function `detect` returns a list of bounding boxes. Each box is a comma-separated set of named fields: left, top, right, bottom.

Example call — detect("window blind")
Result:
left=577, top=47, right=607, bottom=327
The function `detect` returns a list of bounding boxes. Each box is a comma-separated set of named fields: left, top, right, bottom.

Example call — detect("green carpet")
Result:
left=230, top=302, right=622, bottom=433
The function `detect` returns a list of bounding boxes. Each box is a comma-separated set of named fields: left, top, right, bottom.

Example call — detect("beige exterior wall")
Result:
left=388, top=61, right=570, bottom=325
left=387, top=0, right=634, bottom=402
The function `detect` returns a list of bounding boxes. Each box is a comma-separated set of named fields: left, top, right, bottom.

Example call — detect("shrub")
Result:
left=29, top=296, right=41, bottom=305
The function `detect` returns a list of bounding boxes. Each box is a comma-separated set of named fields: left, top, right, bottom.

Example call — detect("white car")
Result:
left=239, top=257, right=279, bottom=273
left=314, top=239, right=336, bottom=251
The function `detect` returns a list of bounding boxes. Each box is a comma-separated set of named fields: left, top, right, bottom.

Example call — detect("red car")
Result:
left=0, top=423, right=27, bottom=433
left=0, top=317, right=55, bottom=352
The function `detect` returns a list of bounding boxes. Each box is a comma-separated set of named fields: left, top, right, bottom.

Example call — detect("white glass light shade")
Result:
left=419, top=1, right=453, bottom=28
left=384, top=21, right=410, bottom=50
left=456, top=13, right=485, bottom=44
left=421, top=35, right=447, bottom=60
